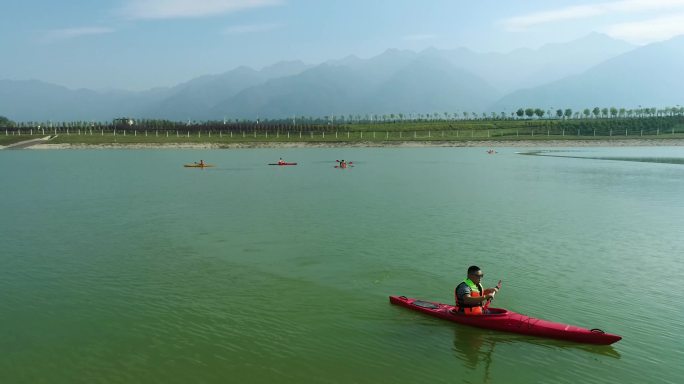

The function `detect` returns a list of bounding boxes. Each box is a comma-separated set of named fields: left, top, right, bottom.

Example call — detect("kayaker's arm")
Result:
left=462, top=293, right=495, bottom=305
left=484, top=281, right=503, bottom=310
left=484, top=280, right=503, bottom=296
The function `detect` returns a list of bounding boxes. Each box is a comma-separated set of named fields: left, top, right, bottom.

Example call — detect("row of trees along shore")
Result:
left=1, top=106, right=684, bottom=135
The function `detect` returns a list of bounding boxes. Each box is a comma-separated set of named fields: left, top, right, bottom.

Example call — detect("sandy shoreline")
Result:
left=22, top=138, right=684, bottom=150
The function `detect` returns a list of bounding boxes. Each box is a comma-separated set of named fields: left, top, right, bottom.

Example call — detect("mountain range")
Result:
left=2, top=33, right=683, bottom=122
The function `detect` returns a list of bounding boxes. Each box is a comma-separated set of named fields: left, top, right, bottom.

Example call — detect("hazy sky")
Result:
left=3, top=0, right=684, bottom=90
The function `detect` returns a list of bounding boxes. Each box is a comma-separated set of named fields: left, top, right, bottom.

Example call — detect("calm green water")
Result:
left=1, top=147, right=683, bottom=384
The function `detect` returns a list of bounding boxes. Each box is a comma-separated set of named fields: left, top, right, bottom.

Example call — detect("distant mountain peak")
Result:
left=260, top=60, right=307, bottom=72
left=490, top=34, right=684, bottom=112
left=233, top=65, right=258, bottom=74
left=420, top=46, right=439, bottom=53
left=380, top=48, right=414, bottom=56
left=537, top=32, right=635, bottom=51
left=326, top=54, right=362, bottom=66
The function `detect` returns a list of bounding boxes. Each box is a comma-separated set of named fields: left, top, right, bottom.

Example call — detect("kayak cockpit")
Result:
left=449, top=307, right=509, bottom=316
left=411, top=300, right=441, bottom=309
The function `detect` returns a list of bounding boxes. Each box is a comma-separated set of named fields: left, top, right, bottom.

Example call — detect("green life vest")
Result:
left=457, top=278, right=484, bottom=310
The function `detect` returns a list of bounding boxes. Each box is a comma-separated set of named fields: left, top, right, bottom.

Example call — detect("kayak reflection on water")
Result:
left=452, top=326, right=497, bottom=381
left=452, top=325, right=489, bottom=370
left=451, top=324, right=621, bottom=382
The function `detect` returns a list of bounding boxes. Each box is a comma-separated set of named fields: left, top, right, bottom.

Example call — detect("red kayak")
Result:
left=268, top=162, right=297, bottom=166
left=389, top=296, right=621, bottom=345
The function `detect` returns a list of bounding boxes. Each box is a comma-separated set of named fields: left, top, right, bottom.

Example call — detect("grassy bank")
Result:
left=3, top=117, right=684, bottom=146
left=0, top=135, right=40, bottom=146
left=21, top=129, right=684, bottom=145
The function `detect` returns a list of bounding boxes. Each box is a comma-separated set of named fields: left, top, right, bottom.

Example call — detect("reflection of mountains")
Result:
left=519, top=151, right=684, bottom=165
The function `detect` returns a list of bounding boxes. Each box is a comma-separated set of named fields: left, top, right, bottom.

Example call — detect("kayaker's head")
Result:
left=467, top=265, right=483, bottom=282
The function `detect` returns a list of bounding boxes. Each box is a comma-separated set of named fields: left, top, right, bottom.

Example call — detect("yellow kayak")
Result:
left=184, top=163, right=214, bottom=168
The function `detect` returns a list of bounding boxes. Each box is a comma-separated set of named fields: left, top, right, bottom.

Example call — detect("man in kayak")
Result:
left=199, top=160, right=205, bottom=166
left=339, top=160, right=347, bottom=168
left=454, top=266, right=499, bottom=315
left=278, top=158, right=285, bottom=165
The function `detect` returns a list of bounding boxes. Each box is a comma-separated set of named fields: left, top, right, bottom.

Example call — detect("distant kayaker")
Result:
left=199, top=160, right=205, bottom=166
left=340, top=160, right=347, bottom=168
left=278, top=158, right=285, bottom=165
left=454, top=266, right=499, bottom=315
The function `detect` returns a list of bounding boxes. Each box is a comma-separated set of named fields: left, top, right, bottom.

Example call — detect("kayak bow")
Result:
left=389, top=295, right=621, bottom=345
